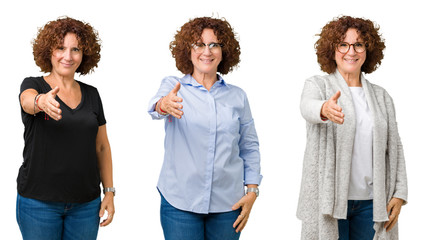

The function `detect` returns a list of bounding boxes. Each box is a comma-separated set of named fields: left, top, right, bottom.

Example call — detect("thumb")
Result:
left=330, top=90, right=341, bottom=102
left=170, top=82, right=181, bottom=95
left=50, top=86, right=60, bottom=96
left=232, top=201, right=242, bottom=211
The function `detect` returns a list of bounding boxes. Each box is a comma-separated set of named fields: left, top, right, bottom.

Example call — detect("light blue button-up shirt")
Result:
left=148, top=74, right=262, bottom=214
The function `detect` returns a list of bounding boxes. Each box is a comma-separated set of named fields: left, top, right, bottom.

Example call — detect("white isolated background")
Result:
left=1, top=0, right=422, bottom=239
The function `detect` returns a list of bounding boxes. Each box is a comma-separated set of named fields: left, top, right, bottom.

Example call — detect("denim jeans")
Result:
left=16, top=193, right=101, bottom=240
left=338, top=200, right=375, bottom=240
left=160, top=193, right=241, bottom=240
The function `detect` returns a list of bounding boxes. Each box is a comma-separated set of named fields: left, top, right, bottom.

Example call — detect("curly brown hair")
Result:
left=32, top=17, right=101, bottom=75
left=170, top=17, right=240, bottom=75
left=315, top=16, right=385, bottom=74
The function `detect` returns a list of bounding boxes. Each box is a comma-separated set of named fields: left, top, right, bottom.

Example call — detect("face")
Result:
left=191, top=28, right=222, bottom=76
left=334, top=28, right=366, bottom=76
left=51, top=33, right=83, bottom=77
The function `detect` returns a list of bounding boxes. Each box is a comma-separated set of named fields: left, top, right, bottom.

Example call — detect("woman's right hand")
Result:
left=321, top=91, right=344, bottom=124
left=38, top=86, right=62, bottom=121
left=158, top=82, right=184, bottom=119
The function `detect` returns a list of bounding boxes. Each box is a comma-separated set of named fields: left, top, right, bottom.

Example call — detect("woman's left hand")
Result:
left=99, top=193, right=115, bottom=227
left=232, top=192, right=257, bottom=233
left=384, top=197, right=404, bottom=232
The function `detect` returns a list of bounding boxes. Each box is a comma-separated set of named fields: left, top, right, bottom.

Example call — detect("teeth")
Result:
left=344, top=59, right=357, bottom=63
left=200, top=59, right=213, bottom=63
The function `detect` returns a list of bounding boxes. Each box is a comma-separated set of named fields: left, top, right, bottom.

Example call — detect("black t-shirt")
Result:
left=18, top=76, right=106, bottom=203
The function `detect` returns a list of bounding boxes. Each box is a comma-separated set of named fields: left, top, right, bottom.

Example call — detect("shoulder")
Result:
left=367, top=80, right=386, bottom=94
left=303, top=74, right=332, bottom=91
left=367, top=80, right=393, bottom=102
left=163, top=75, right=182, bottom=83
left=77, top=81, right=99, bottom=94
left=77, top=81, right=104, bottom=103
left=21, top=76, right=43, bottom=85
left=20, top=76, right=44, bottom=92
left=226, top=83, right=246, bottom=95
left=306, top=74, right=331, bottom=85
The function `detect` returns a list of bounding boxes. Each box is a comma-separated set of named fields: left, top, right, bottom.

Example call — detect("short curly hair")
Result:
left=170, top=17, right=240, bottom=75
left=32, top=17, right=101, bottom=75
left=315, top=16, right=385, bottom=74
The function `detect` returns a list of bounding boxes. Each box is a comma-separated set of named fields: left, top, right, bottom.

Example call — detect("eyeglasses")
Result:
left=192, top=42, right=223, bottom=54
left=336, top=42, right=366, bottom=54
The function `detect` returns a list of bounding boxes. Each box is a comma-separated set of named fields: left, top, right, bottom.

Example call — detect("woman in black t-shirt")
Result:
left=17, top=17, right=115, bottom=239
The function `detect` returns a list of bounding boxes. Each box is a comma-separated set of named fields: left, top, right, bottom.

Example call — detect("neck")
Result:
left=338, top=69, right=362, bottom=87
left=192, top=71, right=217, bottom=91
left=46, top=71, right=76, bottom=90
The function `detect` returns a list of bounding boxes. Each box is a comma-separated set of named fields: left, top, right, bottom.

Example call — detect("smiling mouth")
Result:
left=344, top=58, right=358, bottom=63
left=60, top=62, right=73, bottom=67
left=200, top=58, right=214, bottom=64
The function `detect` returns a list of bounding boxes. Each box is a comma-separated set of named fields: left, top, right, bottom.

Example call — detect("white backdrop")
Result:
left=1, top=0, right=422, bottom=239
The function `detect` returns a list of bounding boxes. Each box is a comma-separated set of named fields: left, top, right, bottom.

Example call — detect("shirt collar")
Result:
left=181, top=74, right=229, bottom=88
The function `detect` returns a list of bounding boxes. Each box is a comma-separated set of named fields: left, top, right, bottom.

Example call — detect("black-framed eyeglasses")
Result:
left=192, top=42, right=223, bottom=54
left=336, top=42, right=366, bottom=54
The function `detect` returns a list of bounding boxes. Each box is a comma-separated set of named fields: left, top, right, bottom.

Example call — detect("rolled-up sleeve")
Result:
left=239, top=94, right=262, bottom=185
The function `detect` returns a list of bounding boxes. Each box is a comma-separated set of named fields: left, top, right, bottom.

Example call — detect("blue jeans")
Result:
left=338, top=200, right=375, bottom=240
left=16, top=193, right=101, bottom=240
left=160, top=194, right=241, bottom=240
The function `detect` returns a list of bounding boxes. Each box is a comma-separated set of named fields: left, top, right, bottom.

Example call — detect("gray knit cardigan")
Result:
left=297, top=70, right=408, bottom=240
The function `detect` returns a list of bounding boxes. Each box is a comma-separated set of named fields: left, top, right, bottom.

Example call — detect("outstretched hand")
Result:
left=321, top=91, right=344, bottom=124
left=158, top=82, right=184, bottom=119
left=38, top=86, right=62, bottom=121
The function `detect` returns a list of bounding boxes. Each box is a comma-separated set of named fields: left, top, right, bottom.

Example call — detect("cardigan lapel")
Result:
left=327, top=70, right=356, bottom=218
left=361, top=76, right=389, bottom=222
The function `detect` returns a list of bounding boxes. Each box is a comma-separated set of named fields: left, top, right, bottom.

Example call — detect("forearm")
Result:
left=97, top=142, right=114, bottom=190
left=20, top=89, right=42, bottom=115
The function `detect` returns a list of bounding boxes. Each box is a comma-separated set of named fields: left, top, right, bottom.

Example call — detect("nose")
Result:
left=63, top=49, right=72, bottom=61
left=202, top=46, right=212, bottom=55
left=347, top=44, right=356, bottom=55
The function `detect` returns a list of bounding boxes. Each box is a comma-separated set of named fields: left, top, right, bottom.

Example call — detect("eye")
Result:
left=354, top=42, right=364, bottom=47
left=209, top=43, right=221, bottom=48
left=72, top=47, right=80, bottom=52
left=57, top=46, right=65, bottom=50
left=339, top=42, right=349, bottom=47
left=195, top=43, right=206, bottom=48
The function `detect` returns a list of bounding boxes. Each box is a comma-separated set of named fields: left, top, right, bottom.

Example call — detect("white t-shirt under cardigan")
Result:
left=348, top=87, right=373, bottom=200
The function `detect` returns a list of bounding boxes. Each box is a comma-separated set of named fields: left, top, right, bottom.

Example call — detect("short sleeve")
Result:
left=20, top=77, right=43, bottom=97
left=95, top=89, right=106, bottom=126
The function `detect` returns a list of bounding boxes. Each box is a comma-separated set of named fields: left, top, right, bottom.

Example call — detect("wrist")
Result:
left=103, top=187, right=115, bottom=196
left=156, top=97, right=167, bottom=115
left=34, top=93, right=43, bottom=115
left=245, top=186, right=259, bottom=198
left=320, top=102, right=328, bottom=121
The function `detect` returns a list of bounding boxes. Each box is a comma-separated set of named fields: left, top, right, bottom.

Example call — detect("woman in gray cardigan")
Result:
left=297, top=16, right=407, bottom=240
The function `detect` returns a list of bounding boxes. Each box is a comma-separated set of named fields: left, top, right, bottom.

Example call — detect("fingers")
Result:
left=160, top=83, right=184, bottom=118
left=235, top=212, right=249, bottom=233
left=384, top=198, right=403, bottom=232
left=38, top=94, right=62, bottom=121
left=321, top=91, right=344, bottom=124
left=99, top=200, right=115, bottom=227
left=384, top=213, right=399, bottom=231
left=232, top=195, right=255, bottom=233
left=232, top=200, right=245, bottom=229
left=100, top=212, right=114, bottom=227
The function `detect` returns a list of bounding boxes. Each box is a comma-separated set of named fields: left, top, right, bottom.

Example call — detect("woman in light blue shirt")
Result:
left=148, top=17, right=262, bottom=240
